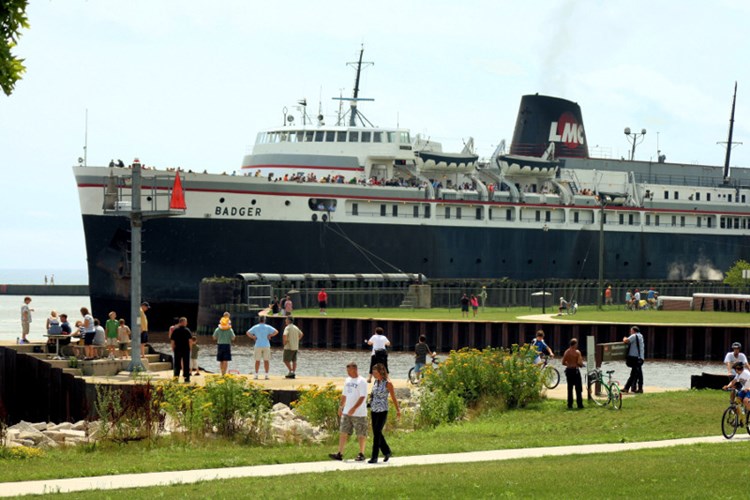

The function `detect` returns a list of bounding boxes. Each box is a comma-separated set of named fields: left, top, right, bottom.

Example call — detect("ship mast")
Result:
left=333, top=45, right=374, bottom=127
left=721, top=82, right=742, bottom=182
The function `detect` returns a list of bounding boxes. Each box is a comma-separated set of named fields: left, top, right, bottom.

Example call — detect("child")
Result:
left=117, top=319, right=131, bottom=359
left=414, top=335, right=435, bottom=378
left=533, top=330, right=554, bottom=364
left=218, top=311, right=232, bottom=330
left=105, top=311, right=119, bottom=359
left=190, top=336, right=200, bottom=376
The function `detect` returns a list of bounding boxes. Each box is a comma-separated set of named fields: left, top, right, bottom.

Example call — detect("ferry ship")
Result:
left=74, top=51, right=749, bottom=327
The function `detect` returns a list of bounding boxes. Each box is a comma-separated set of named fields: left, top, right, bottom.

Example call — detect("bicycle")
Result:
left=587, top=368, right=622, bottom=409
left=566, top=301, right=578, bottom=315
left=408, top=355, right=439, bottom=385
left=540, top=355, right=560, bottom=389
left=721, top=388, right=750, bottom=439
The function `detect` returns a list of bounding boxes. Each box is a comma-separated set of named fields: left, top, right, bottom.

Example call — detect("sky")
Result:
left=1, top=0, right=749, bottom=276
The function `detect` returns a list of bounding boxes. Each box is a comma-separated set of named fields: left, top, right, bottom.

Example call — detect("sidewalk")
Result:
left=0, top=435, right=741, bottom=497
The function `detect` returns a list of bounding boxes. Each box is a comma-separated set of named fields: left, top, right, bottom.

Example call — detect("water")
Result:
left=0, top=295, right=727, bottom=388
left=0, top=269, right=88, bottom=285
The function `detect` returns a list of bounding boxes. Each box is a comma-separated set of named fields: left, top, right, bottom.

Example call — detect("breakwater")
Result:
left=0, top=284, right=88, bottom=296
left=261, top=316, right=750, bottom=361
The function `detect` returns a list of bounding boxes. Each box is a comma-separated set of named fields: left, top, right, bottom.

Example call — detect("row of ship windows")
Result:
left=257, top=130, right=411, bottom=145
left=659, top=190, right=747, bottom=203
left=347, top=203, right=748, bottom=229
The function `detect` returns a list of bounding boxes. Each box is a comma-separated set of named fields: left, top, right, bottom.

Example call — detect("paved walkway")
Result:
left=0, top=435, right=742, bottom=497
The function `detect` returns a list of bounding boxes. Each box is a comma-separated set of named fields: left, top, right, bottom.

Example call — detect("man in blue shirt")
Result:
left=247, top=316, right=278, bottom=380
left=533, top=330, right=554, bottom=364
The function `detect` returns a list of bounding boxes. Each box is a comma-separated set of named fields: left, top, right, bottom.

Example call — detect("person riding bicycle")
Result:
left=532, top=330, right=554, bottom=364
left=557, top=297, right=569, bottom=316
left=723, top=361, right=750, bottom=422
left=724, top=342, right=750, bottom=376
left=414, top=335, right=436, bottom=377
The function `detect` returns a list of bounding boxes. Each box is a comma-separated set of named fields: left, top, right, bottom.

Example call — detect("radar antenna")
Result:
left=332, top=45, right=375, bottom=127
left=718, top=82, right=742, bottom=182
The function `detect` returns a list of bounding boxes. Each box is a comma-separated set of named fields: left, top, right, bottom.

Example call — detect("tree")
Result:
left=1, top=0, right=29, bottom=96
left=723, top=259, right=750, bottom=291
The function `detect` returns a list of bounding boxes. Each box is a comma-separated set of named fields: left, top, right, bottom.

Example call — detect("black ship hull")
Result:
left=82, top=213, right=744, bottom=329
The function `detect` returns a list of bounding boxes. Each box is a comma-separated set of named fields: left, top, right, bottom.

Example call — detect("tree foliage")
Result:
left=723, top=259, right=750, bottom=290
left=1, top=0, right=29, bottom=96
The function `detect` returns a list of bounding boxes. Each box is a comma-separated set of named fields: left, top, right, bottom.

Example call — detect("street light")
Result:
left=542, top=224, right=549, bottom=314
left=624, top=127, right=647, bottom=161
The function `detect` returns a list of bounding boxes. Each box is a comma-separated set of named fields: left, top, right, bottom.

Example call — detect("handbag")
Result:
left=626, top=333, right=643, bottom=367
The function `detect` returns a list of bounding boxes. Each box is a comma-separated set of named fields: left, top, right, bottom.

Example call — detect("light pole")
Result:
left=542, top=224, right=549, bottom=314
left=597, top=197, right=606, bottom=311
left=624, top=127, right=647, bottom=161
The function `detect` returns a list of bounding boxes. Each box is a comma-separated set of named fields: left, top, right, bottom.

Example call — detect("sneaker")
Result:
left=253, top=374, right=258, bottom=380
left=290, top=373, right=296, bottom=379
left=265, top=374, right=270, bottom=380
left=383, top=453, right=391, bottom=462
left=328, top=452, right=343, bottom=461
left=367, top=459, right=378, bottom=464
left=355, top=453, right=366, bottom=462
left=285, top=373, right=294, bottom=379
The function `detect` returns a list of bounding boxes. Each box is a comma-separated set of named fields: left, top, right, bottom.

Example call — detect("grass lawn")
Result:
left=0, top=390, right=730, bottom=483
left=48, top=442, right=748, bottom=499
left=292, top=306, right=750, bottom=326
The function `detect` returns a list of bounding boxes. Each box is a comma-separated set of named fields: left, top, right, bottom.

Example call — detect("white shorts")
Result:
left=254, top=347, right=271, bottom=361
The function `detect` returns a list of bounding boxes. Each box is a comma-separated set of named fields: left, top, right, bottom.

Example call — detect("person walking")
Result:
left=367, top=327, right=390, bottom=383
left=170, top=317, right=193, bottom=383
left=623, top=326, right=645, bottom=393
left=212, top=318, right=236, bottom=375
left=282, top=317, right=304, bottom=379
left=318, top=288, right=328, bottom=315
left=367, top=363, right=401, bottom=463
left=329, top=361, right=368, bottom=462
left=139, top=302, right=150, bottom=356
left=561, top=338, right=585, bottom=409
left=20, top=297, right=33, bottom=344
left=247, top=316, right=278, bottom=380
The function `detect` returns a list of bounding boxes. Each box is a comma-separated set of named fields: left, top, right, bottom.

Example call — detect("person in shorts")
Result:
left=328, top=362, right=368, bottom=462
left=80, top=307, right=96, bottom=360
left=105, top=311, right=119, bottom=359
left=117, top=319, right=131, bottom=359
left=139, top=302, right=150, bottom=356
left=212, top=320, right=235, bottom=375
left=723, top=361, right=750, bottom=422
left=190, top=336, right=200, bottom=376
left=318, top=288, right=328, bottom=315
left=247, top=316, right=278, bottom=380
left=282, top=316, right=304, bottom=379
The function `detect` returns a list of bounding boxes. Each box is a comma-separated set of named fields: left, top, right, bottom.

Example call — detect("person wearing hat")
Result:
left=724, top=342, right=750, bottom=376
left=140, top=302, right=150, bottom=356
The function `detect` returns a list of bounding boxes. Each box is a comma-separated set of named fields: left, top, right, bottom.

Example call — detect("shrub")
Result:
left=157, top=380, right=206, bottom=437
left=202, top=375, right=272, bottom=440
left=421, top=346, right=542, bottom=409
left=416, top=389, right=466, bottom=428
left=0, top=446, right=45, bottom=460
left=292, top=383, right=341, bottom=431
left=95, top=380, right=162, bottom=442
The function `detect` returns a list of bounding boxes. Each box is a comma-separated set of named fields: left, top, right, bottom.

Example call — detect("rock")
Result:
left=16, top=439, right=35, bottom=447
left=48, top=422, right=74, bottom=431
left=8, top=421, right=37, bottom=433
left=71, top=420, right=87, bottom=431
left=31, top=422, right=48, bottom=431
left=59, top=429, right=87, bottom=439
left=18, top=431, right=45, bottom=444
left=272, top=402, right=289, bottom=412
left=43, top=431, right=68, bottom=443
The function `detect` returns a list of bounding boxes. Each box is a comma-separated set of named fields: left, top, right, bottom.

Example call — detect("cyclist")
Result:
left=724, top=342, right=750, bottom=376
left=557, top=297, right=569, bottom=316
left=532, top=330, right=554, bottom=364
left=723, top=361, right=750, bottom=422
left=413, top=335, right=436, bottom=377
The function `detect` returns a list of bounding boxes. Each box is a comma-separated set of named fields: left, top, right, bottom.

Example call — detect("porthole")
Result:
left=322, top=214, right=328, bottom=222
left=285, top=200, right=291, bottom=206
left=219, top=197, right=225, bottom=203
left=251, top=199, right=257, bottom=205
left=146, top=196, right=152, bottom=202
left=311, top=214, right=318, bottom=222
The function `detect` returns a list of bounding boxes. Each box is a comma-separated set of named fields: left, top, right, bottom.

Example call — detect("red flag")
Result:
left=170, top=172, right=187, bottom=210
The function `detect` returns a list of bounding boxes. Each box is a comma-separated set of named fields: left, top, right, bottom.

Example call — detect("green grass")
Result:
left=293, top=306, right=750, bottom=325
left=44, top=442, right=750, bottom=499
left=0, top=390, right=730, bottom=483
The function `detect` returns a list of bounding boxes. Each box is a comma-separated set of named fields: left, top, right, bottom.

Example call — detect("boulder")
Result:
left=31, top=422, right=48, bottom=431
left=71, top=420, right=87, bottom=431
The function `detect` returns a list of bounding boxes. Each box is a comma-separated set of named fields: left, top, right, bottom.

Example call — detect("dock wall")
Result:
left=0, top=284, right=89, bottom=296
left=263, top=317, right=750, bottom=361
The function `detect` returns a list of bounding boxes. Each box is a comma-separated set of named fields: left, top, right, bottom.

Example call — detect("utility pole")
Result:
left=128, top=159, right=145, bottom=371
left=597, top=198, right=605, bottom=311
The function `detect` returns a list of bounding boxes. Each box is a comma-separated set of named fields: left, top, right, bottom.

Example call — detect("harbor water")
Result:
left=0, top=295, right=728, bottom=388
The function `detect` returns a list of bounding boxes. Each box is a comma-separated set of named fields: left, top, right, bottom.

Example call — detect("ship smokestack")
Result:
left=509, top=94, right=589, bottom=159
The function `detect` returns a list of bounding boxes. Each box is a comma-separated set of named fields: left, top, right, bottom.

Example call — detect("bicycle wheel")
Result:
left=588, top=377, right=610, bottom=406
left=610, top=384, right=622, bottom=410
left=722, top=407, right=738, bottom=439
left=542, top=366, right=560, bottom=389
left=408, top=367, right=419, bottom=385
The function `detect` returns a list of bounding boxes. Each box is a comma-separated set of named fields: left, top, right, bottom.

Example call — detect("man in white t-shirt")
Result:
left=329, top=362, right=368, bottom=462
left=724, top=342, right=750, bottom=376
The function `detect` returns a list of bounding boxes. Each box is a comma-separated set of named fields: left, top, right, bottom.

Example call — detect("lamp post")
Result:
left=597, top=197, right=606, bottom=311
left=542, top=224, right=549, bottom=314
left=624, top=127, right=647, bottom=161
